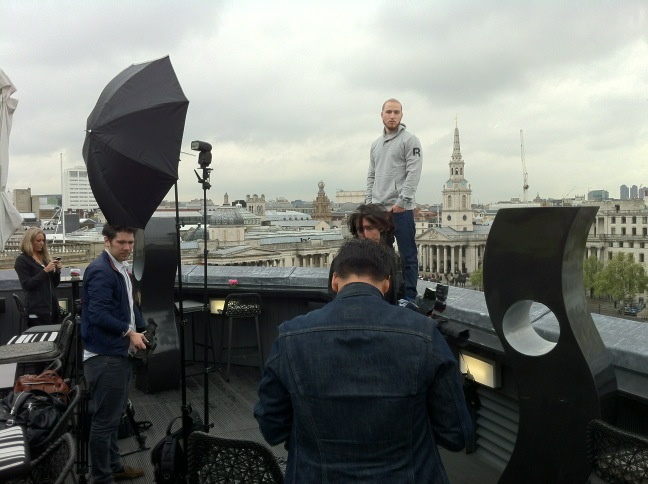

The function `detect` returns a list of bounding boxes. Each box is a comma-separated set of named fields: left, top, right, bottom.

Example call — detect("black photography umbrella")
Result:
left=82, top=55, right=189, bottom=228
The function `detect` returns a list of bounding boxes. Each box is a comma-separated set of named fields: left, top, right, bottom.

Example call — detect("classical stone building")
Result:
left=207, top=206, right=246, bottom=245
left=416, top=124, right=488, bottom=275
left=194, top=203, right=344, bottom=268
left=207, top=239, right=341, bottom=268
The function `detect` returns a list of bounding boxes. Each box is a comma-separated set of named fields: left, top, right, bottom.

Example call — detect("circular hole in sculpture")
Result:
left=502, top=300, right=558, bottom=356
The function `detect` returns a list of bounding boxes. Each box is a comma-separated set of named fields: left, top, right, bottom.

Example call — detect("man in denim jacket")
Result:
left=255, top=239, right=472, bottom=483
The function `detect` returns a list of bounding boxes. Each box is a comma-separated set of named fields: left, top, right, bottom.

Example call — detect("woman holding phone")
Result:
left=14, top=227, right=62, bottom=327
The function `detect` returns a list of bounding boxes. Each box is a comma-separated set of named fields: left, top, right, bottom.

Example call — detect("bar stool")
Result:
left=221, top=293, right=263, bottom=382
left=13, top=294, right=61, bottom=333
left=12, top=294, right=33, bottom=332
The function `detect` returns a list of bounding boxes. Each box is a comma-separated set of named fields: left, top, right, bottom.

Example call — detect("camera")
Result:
left=132, top=319, right=158, bottom=364
left=404, top=284, right=470, bottom=347
left=191, top=140, right=212, bottom=167
left=418, top=283, right=448, bottom=315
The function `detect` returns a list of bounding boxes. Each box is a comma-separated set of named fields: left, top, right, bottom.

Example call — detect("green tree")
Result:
left=595, top=252, right=648, bottom=305
left=583, top=255, right=604, bottom=298
left=470, top=266, right=484, bottom=291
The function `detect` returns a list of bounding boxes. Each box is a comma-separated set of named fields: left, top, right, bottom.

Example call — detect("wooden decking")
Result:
left=94, top=362, right=502, bottom=483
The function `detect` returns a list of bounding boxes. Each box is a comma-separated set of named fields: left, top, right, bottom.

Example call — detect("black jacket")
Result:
left=14, top=252, right=60, bottom=320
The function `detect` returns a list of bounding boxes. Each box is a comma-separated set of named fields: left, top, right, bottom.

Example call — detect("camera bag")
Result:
left=151, top=407, right=203, bottom=483
left=0, top=389, right=67, bottom=450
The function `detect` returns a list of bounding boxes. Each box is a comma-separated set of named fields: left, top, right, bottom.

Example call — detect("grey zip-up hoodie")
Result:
left=366, top=123, right=422, bottom=210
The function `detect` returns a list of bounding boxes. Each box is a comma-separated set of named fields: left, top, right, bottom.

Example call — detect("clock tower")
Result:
left=442, top=123, right=473, bottom=231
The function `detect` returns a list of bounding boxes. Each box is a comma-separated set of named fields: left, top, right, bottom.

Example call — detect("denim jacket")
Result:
left=254, top=283, right=472, bottom=483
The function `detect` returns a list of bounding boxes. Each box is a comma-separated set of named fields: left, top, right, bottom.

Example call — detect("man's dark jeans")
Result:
left=85, top=355, right=132, bottom=484
left=392, top=209, right=419, bottom=299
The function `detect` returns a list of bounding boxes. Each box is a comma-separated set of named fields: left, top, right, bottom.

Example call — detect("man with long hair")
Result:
left=329, top=204, right=405, bottom=304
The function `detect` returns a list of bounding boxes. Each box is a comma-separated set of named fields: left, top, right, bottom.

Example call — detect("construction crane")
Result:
left=520, top=129, right=529, bottom=202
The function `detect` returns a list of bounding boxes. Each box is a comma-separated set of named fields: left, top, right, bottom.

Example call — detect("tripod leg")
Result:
left=125, top=402, right=148, bottom=450
left=78, top=385, right=90, bottom=484
left=73, top=309, right=90, bottom=484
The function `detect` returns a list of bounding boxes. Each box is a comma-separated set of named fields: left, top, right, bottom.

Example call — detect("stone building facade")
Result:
left=586, top=198, right=648, bottom=298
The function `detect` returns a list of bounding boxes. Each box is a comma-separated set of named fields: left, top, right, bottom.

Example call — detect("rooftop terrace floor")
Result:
left=105, top=362, right=502, bottom=483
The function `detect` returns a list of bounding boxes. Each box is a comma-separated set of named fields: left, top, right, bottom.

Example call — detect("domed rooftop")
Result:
left=210, top=206, right=244, bottom=226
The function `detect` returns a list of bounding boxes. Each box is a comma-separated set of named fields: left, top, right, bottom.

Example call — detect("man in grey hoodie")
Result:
left=366, top=98, right=422, bottom=300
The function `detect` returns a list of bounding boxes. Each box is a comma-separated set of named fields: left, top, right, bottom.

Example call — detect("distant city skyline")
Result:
left=12, top=179, right=647, bottom=213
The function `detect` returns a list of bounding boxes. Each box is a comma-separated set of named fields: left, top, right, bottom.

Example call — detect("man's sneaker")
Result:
left=113, top=465, right=144, bottom=481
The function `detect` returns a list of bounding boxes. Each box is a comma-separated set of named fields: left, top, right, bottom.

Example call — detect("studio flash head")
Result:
left=191, top=140, right=213, bottom=167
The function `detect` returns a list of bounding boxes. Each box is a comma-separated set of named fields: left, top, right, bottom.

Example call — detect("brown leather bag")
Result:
left=14, top=370, right=70, bottom=405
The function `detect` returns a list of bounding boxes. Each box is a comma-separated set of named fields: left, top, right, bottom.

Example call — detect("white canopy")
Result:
left=0, top=69, right=24, bottom=248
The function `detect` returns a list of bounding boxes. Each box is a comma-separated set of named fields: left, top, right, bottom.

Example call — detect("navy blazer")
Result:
left=81, top=251, right=144, bottom=357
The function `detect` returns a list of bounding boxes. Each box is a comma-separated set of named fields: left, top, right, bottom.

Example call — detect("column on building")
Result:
left=419, top=243, right=425, bottom=271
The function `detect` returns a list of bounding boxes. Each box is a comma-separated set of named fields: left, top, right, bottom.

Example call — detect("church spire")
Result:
left=442, top=121, right=473, bottom=232
left=452, top=124, right=463, bottom=162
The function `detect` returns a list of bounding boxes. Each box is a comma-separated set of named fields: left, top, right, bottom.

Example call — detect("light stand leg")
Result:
left=71, top=281, right=90, bottom=483
left=174, top=181, right=193, bottom=465
left=120, top=402, right=149, bottom=454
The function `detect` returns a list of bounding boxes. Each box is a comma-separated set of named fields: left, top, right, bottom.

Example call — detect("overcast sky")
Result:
left=2, top=1, right=647, bottom=207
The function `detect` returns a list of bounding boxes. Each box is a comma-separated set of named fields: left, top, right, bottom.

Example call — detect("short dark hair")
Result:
left=102, top=224, right=137, bottom=241
left=348, top=204, right=395, bottom=245
left=332, top=238, right=392, bottom=282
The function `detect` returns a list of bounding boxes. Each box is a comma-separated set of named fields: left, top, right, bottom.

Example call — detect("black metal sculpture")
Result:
left=483, top=207, right=617, bottom=483
left=132, top=217, right=181, bottom=393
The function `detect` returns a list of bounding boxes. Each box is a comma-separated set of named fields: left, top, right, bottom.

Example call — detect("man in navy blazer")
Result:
left=82, top=224, right=148, bottom=483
